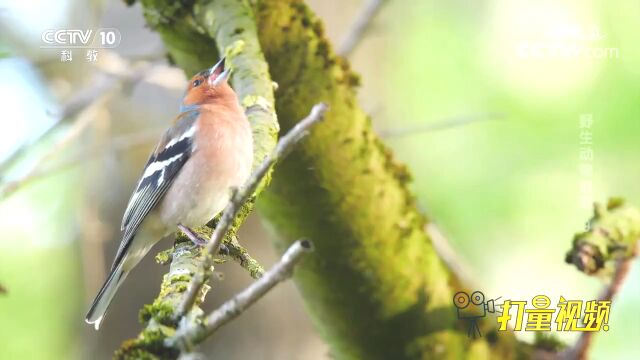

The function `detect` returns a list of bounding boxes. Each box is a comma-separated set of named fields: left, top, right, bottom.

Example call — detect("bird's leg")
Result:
left=178, top=224, right=208, bottom=246
left=177, top=224, right=229, bottom=255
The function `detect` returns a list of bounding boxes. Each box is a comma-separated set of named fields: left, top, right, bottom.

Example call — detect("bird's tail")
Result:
left=85, top=262, right=129, bottom=330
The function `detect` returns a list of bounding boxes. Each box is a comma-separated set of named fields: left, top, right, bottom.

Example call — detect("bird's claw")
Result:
left=218, top=244, right=230, bottom=256
left=177, top=224, right=230, bottom=256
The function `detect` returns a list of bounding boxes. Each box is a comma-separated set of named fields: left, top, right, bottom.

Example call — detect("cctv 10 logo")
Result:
left=41, top=28, right=121, bottom=49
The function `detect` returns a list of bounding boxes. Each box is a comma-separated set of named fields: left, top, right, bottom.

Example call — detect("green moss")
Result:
left=140, top=0, right=196, bottom=28
left=607, top=197, right=625, bottom=210
left=169, top=275, right=191, bottom=284
left=139, top=301, right=176, bottom=327
left=155, top=248, right=173, bottom=265
left=346, top=71, right=361, bottom=87
left=115, top=329, right=178, bottom=360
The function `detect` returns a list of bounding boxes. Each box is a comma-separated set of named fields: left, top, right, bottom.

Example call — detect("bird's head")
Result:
left=181, top=57, right=235, bottom=108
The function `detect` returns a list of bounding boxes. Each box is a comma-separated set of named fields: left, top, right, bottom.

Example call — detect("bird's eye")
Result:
left=192, top=79, right=202, bottom=87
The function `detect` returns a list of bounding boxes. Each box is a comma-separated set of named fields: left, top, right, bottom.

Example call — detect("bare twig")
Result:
left=0, top=56, right=155, bottom=177
left=426, top=223, right=477, bottom=286
left=0, top=60, right=164, bottom=201
left=0, top=101, right=103, bottom=200
left=169, top=239, right=313, bottom=350
left=378, top=112, right=505, bottom=138
left=338, top=0, right=388, bottom=57
left=1, top=128, right=163, bottom=192
left=559, top=241, right=638, bottom=360
left=176, top=103, right=328, bottom=317
left=0, top=123, right=59, bottom=178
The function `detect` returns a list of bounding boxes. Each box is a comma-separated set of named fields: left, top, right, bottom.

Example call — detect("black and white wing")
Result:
left=111, top=110, right=199, bottom=270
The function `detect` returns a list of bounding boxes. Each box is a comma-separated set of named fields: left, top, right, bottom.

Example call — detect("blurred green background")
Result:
left=0, top=0, right=638, bottom=359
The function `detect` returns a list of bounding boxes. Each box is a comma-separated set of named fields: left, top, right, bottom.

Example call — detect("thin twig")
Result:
left=169, top=239, right=313, bottom=350
left=378, top=112, right=505, bottom=138
left=0, top=62, right=163, bottom=201
left=0, top=59, right=148, bottom=176
left=338, top=0, right=388, bottom=57
left=559, top=240, right=638, bottom=360
left=426, top=223, right=477, bottom=286
left=225, top=235, right=265, bottom=279
left=176, top=103, right=328, bottom=317
left=2, top=128, right=164, bottom=192
left=0, top=101, right=104, bottom=200
left=0, top=123, right=59, bottom=178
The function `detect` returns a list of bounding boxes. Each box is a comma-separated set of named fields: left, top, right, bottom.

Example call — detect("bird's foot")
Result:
left=177, top=224, right=230, bottom=255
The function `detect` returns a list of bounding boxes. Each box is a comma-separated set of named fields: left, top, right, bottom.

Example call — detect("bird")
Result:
left=85, top=57, right=253, bottom=330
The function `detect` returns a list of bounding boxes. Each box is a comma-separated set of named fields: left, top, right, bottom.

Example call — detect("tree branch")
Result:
left=337, top=0, right=388, bottom=57
left=378, top=112, right=505, bottom=138
left=224, top=235, right=265, bottom=279
left=0, top=98, right=103, bottom=200
left=560, top=244, right=637, bottom=360
left=169, top=239, right=313, bottom=351
left=0, top=55, right=161, bottom=200
left=565, top=198, right=640, bottom=275
left=426, top=223, right=477, bottom=286
left=559, top=198, right=640, bottom=359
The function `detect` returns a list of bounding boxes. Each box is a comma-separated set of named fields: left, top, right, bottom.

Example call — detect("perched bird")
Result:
left=85, top=58, right=253, bottom=330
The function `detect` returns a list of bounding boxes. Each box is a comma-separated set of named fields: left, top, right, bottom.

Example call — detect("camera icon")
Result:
left=453, top=291, right=499, bottom=338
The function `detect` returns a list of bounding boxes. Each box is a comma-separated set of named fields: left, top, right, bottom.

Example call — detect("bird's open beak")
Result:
left=209, top=57, right=225, bottom=75
left=209, top=57, right=232, bottom=87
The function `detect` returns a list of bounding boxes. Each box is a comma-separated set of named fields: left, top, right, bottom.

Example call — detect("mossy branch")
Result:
left=565, top=198, right=640, bottom=276
left=168, top=239, right=313, bottom=352
left=225, top=235, right=265, bottom=279
left=559, top=198, right=640, bottom=359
